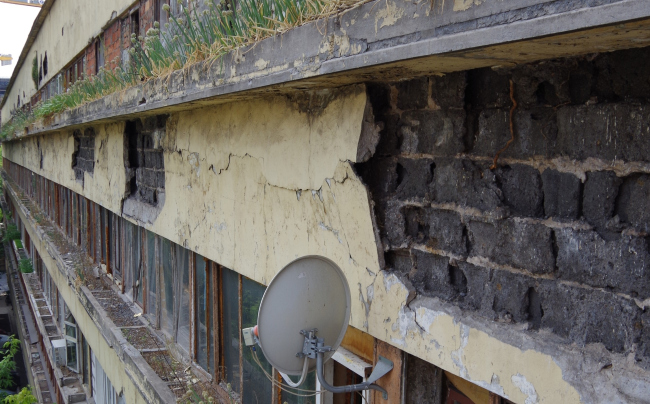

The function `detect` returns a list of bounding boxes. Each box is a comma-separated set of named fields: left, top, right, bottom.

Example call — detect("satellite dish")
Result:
left=257, top=256, right=350, bottom=375
left=250, top=255, right=393, bottom=399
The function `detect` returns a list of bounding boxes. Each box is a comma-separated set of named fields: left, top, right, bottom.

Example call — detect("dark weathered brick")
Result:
left=395, top=157, right=434, bottom=200
left=468, top=219, right=555, bottom=274
left=143, top=116, right=158, bottom=132
left=557, top=104, right=650, bottom=162
left=80, top=135, right=94, bottom=149
left=155, top=170, right=166, bottom=189
left=137, top=151, right=146, bottom=168
left=373, top=114, right=401, bottom=156
left=490, top=270, right=536, bottom=323
left=411, top=250, right=457, bottom=300
left=430, top=72, right=466, bottom=109
left=495, top=164, right=544, bottom=217
left=457, top=261, right=490, bottom=311
left=142, top=134, right=154, bottom=149
left=594, top=47, right=650, bottom=102
left=472, top=107, right=557, bottom=158
left=466, top=68, right=511, bottom=110
left=138, top=186, right=156, bottom=204
left=144, top=150, right=163, bottom=169
left=403, top=206, right=429, bottom=245
left=431, top=158, right=502, bottom=212
left=541, top=169, right=581, bottom=219
left=400, top=110, right=466, bottom=155
left=396, top=78, right=428, bottom=111
left=538, top=282, right=640, bottom=353
left=356, top=157, right=398, bottom=200
left=555, top=228, right=650, bottom=298
left=135, top=167, right=146, bottom=184
left=510, top=60, right=572, bottom=109
left=78, top=147, right=92, bottom=161
left=83, top=127, right=96, bottom=138
left=385, top=250, right=413, bottom=273
left=636, top=311, right=650, bottom=370
left=367, top=82, right=392, bottom=116
left=383, top=201, right=406, bottom=246
left=616, top=174, right=650, bottom=233
left=427, top=209, right=467, bottom=256
left=582, top=171, right=621, bottom=230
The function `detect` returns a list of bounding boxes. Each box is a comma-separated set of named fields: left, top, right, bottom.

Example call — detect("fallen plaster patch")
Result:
left=375, top=0, right=405, bottom=33
left=511, top=374, right=539, bottom=404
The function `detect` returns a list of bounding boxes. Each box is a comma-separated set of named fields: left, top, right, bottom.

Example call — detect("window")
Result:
left=92, top=350, right=119, bottom=404
left=64, top=305, right=79, bottom=372
left=195, top=255, right=215, bottom=374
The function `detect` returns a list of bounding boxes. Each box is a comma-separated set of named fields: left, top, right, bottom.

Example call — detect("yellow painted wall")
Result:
left=1, top=0, right=137, bottom=122
left=2, top=86, right=584, bottom=404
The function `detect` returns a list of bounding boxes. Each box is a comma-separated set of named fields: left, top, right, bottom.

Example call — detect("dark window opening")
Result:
left=131, top=11, right=140, bottom=38
left=43, top=52, right=48, bottom=76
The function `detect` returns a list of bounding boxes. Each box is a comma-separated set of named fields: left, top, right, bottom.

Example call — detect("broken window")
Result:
left=123, top=116, right=167, bottom=207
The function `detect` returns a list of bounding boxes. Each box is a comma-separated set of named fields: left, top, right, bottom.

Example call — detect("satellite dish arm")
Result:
left=315, top=338, right=391, bottom=400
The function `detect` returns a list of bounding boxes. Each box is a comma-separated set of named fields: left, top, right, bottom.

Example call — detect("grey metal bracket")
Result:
left=367, top=356, right=394, bottom=384
left=298, top=329, right=394, bottom=400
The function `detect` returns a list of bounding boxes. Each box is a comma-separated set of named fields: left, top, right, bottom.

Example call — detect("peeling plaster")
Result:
left=512, top=374, right=539, bottom=404
left=7, top=82, right=650, bottom=403
left=375, top=0, right=405, bottom=33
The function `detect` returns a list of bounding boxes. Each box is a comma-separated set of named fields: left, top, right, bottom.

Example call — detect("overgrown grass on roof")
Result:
left=0, top=0, right=369, bottom=140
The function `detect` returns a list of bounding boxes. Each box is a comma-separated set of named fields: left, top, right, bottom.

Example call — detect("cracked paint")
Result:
left=5, top=83, right=590, bottom=404
left=374, top=0, right=405, bottom=33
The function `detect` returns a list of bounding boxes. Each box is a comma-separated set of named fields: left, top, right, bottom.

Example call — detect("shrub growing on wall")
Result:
left=31, top=56, right=38, bottom=89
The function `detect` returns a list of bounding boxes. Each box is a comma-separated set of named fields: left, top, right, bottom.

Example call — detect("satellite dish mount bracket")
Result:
left=300, top=329, right=393, bottom=400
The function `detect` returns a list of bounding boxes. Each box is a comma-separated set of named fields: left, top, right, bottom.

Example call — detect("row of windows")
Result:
left=3, top=159, right=319, bottom=404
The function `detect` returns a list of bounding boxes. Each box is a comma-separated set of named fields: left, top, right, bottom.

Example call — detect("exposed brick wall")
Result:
left=72, top=128, right=95, bottom=181
left=360, top=46, right=650, bottom=368
left=140, top=0, right=157, bottom=37
left=104, top=19, right=122, bottom=71
left=124, top=115, right=167, bottom=205
left=121, top=16, right=132, bottom=50
left=85, top=42, right=97, bottom=77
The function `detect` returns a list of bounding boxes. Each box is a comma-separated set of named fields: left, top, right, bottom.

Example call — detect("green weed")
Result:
left=0, top=0, right=368, bottom=139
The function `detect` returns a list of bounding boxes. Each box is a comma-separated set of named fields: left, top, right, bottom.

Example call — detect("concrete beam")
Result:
left=5, top=0, right=650, bottom=139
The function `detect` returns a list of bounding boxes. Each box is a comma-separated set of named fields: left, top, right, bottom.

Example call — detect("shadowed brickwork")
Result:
left=359, top=46, right=650, bottom=369
left=72, top=128, right=95, bottom=182
left=124, top=115, right=167, bottom=206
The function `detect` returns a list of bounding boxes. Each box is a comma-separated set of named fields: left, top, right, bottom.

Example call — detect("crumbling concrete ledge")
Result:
left=3, top=176, right=177, bottom=404
left=368, top=270, right=650, bottom=403
left=6, top=0, right=650, bottom=139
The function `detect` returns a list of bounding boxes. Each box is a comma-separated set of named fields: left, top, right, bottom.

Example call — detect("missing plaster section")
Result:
left=122, top=115, right=168, bottom=224
left=124, top=116, right=167, bottom=206
left=72, top=128, right=95, bottom=185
